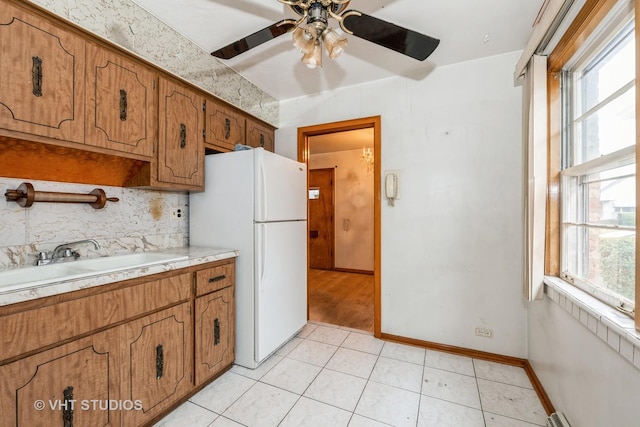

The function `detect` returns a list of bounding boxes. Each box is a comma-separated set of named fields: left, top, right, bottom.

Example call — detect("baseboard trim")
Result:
left=523, top=360, right=555, bottom=415
left=333, top=268, right=374, bottom=275
left=380, top=333, right=555, bottom=415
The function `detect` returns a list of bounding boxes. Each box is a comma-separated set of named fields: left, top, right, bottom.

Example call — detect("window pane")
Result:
left=564, top=224, right=584, bottom=277
left=571, top=22, right=635, bottom=165
left=579, top=24, right=635, bottom=113
left=586, top=227, right=635, bottom=302
left=585, top=164, right=636, bottom=226
left=574, top=88, right=635, bottom=163
left=564, top=225, right=635, bottom=303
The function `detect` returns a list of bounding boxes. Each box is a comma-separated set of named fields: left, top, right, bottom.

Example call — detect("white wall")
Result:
left=278, top=51, right=528, bottom=358
left=529, top=297, right=640, bottom=427
left=310, top=150, right=374, bottom=272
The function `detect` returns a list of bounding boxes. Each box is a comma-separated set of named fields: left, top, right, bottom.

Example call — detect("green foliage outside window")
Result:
left=600, top=236, right=636, bottom=300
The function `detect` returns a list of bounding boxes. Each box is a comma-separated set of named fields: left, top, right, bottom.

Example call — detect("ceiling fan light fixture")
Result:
left=322, top=28, right=348, bottom=59
left=292, top=26, right=316, bottom=54
left=301, top=40, right=322, bottom=69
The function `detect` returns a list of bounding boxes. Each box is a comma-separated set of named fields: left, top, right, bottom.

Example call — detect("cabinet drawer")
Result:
left=0, top=272, right=191, bottom=362
left=195, top=262, right=235, bottom=296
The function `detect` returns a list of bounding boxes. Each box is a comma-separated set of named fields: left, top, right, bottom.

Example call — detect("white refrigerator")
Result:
left=189, top=148, right=308, bottom=369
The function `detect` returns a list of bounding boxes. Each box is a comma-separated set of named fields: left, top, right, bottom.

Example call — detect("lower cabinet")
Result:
left=0, top=258, right=236, bottom=427
left=121, top=302, right=193, bottom=427
left=0, top=328, right=121, bottom=427
left=195, top=286, right=234, bottom=385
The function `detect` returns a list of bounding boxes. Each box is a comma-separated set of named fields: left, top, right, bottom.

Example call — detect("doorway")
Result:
left=297, top=116, right=381, bottom=337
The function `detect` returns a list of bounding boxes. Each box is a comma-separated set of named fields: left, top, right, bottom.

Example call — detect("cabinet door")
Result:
left=195, top=287, right=235, bottom=385
left=246, top=119, right=275, bottom=152
left=0, top=329, right=120, bottom=427
left=157, top=78, right=204, bottom=187
left=85, top=42, right=156, bottom=157
left=120, top=302, right=193, bottom=426
left=204, top=99, right=245, bottom=151
left=0, top=0, right=85, bottom=143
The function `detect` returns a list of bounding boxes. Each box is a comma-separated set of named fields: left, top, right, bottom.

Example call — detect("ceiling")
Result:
left=131, top=0, right=543, bottom=101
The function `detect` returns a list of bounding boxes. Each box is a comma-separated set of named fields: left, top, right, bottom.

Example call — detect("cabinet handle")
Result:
left=259, top=134, right=265, bottom=147
left=214, top=318, right=220, bottom=346
left=208, top=274, right=226, bottom=283
left=63, top=386, right=74, bottom=427
left=224, top=118, right=231, bottom=139
left=119, top=89, right=127, bottom=121
left=32, top=56, right=43, bottom=97
left=156, top=344, right=164, bottom=379
left=179, top=124, right=187, bottom=149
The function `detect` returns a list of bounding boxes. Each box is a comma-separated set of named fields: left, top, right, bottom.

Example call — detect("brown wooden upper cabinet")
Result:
left=85, top=42, right=157, bottom=158
left=204, top=98, right=245, bottom=152
left=246, top=118, right=275, bottom=152
left=0, top=0, right=85, bottom=143
left=156, top=77, right=205, bottom=189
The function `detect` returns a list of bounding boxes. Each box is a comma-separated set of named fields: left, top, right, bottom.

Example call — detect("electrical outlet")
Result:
left=475, top=327, right=493, bottom=338
left=170, top=207, right=184, bottom=221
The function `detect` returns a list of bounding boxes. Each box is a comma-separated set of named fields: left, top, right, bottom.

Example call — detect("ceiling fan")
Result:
left=211, top=0, right=440, bottom=68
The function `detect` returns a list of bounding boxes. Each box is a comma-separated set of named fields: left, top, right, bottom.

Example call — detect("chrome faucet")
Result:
left=36, top=239, right=101, bottom=266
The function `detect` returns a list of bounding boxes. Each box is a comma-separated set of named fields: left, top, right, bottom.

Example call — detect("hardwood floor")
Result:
left=308, top=268, right=374, bottom=333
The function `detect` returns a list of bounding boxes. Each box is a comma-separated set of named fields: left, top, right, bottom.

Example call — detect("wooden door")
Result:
left=85, top=42, right=157, bottom=157
left=194, top=287, right=235, bottom=385
left=309, top=168, right=335, bottom=270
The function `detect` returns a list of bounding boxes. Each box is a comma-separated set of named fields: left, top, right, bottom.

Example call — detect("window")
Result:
left=560, top=13, right=636, bottom=314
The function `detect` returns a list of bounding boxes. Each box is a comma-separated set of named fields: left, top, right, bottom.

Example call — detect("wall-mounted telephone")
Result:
left=384, top=171, right=399, bottom=206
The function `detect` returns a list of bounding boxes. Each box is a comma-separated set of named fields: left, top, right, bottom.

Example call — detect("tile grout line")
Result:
left=415, top=348, right=427, bottom=427
left=472, top=358, right=489, bottom=427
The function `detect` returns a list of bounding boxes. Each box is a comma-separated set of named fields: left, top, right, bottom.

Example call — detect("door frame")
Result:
left=297, top=116, right=381, bottom=338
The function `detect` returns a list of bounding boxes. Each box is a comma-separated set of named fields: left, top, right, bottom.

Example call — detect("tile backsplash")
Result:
left=0, top=178, right=188, bottom=269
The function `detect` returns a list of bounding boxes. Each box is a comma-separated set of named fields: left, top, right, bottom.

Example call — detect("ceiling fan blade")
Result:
left=212, top=20, right=296, bottom=60
left=342, top=11, right=440, bottom=61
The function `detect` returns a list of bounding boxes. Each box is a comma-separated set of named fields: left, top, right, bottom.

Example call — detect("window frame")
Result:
left=546, top=0, right=639, bottom=328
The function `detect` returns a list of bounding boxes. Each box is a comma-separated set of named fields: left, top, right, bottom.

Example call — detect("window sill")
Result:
left=543, top=276, right=640, bottom=370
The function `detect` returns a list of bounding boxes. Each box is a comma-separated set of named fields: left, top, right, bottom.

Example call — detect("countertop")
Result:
left=0, top=246, right=239, bottom=307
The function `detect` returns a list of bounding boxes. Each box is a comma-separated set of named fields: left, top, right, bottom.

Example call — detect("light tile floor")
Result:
left=155, top=322, right=547, bottom=427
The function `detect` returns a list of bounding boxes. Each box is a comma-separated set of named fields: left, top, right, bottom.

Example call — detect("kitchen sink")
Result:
left=0, top=252, right=189, bottom=293
left=74, top=252, right=189, bottom=272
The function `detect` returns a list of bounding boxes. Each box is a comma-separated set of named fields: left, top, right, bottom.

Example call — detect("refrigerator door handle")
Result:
left=257, top=160, right=267, bottom=221
left=258, top=224, right=267, bottom=293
